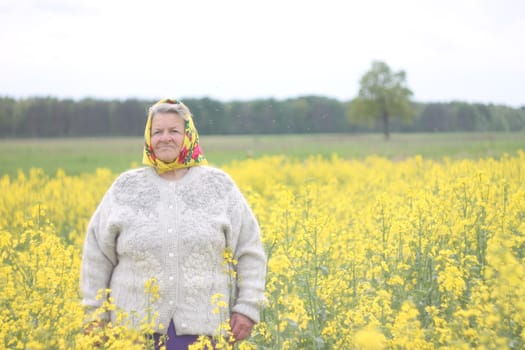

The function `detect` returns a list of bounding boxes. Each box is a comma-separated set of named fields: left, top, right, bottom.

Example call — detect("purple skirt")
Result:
left=153, top=320, right=214, bottom=350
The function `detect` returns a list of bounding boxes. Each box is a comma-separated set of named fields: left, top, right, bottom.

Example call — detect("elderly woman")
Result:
left=81, top=98, right=267, bottom=349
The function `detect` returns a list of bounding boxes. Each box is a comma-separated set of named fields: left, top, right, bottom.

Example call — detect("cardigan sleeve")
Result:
left=229, top=187, right=267, bottom=323
left=80, top=185, right=121, bottom=321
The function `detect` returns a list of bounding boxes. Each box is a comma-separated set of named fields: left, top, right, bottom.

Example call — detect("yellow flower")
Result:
left=2, top=153, right=525, bottom=349
left=354, top=327, right=386, bottom=349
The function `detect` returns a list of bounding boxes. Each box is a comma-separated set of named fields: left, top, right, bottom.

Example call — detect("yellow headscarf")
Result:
left=142, top=98, right=207, bottom=173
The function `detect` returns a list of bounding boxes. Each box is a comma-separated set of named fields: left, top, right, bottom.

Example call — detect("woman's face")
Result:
left=151, top=112, right=186, bottom=163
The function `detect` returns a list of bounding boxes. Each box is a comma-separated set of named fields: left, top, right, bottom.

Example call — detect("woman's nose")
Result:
left=159, top=131, right=171, bottom=141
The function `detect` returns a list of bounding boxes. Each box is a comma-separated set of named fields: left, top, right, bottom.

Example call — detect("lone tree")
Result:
left=348, top=61, right=415, bottom=140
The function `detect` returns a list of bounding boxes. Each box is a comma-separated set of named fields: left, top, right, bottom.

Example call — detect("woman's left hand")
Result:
left=230, top=312, right=255, bottom=341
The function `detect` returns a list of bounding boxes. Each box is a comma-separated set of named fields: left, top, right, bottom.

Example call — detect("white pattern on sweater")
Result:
left=81, top=166, right=266, bottom=335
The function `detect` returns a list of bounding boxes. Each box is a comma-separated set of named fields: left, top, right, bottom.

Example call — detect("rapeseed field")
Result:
left=1, top=154, right=524, bottom=349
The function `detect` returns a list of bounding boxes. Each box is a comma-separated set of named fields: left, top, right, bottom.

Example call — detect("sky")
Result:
left=1, top=0, right=524, bottom=107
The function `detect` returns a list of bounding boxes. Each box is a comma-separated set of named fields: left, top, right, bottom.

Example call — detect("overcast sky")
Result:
left=1, top=0, right=524, bottom=107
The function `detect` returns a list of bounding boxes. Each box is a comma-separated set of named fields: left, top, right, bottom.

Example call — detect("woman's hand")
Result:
left=230, top=312, right=255, bottom=341
left=83, top=319, right=106, bottom=335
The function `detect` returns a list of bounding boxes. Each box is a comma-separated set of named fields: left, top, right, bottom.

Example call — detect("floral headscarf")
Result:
left=142, top=98, right=207, bottom=173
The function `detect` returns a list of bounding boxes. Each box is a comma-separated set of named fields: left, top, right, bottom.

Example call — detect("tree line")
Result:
left=0, top=95, right=524, bottom=138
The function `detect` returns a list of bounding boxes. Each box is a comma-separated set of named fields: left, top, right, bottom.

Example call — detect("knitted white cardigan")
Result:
left=81, top=166, right=266, bottom=335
